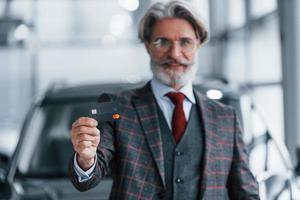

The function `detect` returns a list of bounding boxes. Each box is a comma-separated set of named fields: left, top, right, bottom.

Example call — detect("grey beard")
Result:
left=150, top=59, right=197, bottom=88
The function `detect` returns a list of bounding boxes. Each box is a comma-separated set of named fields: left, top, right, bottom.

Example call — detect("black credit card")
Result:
left=88, top=101, right=121, bottom=122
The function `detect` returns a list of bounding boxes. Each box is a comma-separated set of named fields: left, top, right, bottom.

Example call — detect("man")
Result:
left=69, top=1, right=260, bottom=199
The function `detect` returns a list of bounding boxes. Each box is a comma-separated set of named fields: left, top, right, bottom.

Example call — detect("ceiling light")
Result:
left=118, top=0, right=139, bottom=11
left=14, top=24, right=30, bottom=41
left=206, top=89, right=223, bottom=100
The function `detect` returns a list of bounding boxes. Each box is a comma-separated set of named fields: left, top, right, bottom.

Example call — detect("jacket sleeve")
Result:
left=68, top=93, right=116, bottom=191
left=227, top=109, right=260, bottom=199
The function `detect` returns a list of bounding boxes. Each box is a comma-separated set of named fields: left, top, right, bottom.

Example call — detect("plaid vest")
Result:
left=157, top=104, right=204, bottom=200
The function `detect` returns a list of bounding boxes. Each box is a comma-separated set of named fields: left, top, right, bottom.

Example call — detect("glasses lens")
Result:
left=152, top=38, right=196, bottom=53
left=153, top=38, right=171, bottom=52
left=180, top=38, right=196, bottom=52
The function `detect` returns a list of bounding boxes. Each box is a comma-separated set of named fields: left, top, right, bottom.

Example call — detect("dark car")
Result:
left=0, top=80, right=299, bottom=199
left=0, top=82, right=147, bottom=200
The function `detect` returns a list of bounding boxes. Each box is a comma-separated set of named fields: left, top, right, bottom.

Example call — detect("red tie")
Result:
left=166, top=92, right=187, bottom=143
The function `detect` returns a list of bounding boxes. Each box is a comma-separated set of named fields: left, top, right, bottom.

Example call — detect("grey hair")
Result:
left=138, top=0, right=209, bottom=44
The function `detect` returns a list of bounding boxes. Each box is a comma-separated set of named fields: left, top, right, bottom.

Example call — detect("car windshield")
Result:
left=17, top=101, right=94, bottom=178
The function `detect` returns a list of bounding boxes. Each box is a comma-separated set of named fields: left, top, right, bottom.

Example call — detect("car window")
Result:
left=19, top=101, right=94, bottom=177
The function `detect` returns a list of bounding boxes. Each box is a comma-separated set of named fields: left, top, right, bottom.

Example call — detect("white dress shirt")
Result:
left=150, top=78, right=196, bottom=129
left=74, top=79, right=196, bottom=182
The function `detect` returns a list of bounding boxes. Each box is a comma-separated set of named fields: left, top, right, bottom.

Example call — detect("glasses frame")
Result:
left=150, top=37, right=199, bottom=54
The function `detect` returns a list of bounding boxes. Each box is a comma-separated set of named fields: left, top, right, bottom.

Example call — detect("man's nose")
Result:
left=168, top=43, right=183, bottom=59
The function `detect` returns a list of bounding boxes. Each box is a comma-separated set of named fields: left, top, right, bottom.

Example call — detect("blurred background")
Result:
left=0, top=0, right=299, bottom=199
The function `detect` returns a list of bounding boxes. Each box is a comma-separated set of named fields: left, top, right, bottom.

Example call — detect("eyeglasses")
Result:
left=151, top=37, right=198, bottom=53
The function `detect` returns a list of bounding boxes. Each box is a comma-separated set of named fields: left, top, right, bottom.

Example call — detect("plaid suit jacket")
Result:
left=69, top=82, right=260, bottom=200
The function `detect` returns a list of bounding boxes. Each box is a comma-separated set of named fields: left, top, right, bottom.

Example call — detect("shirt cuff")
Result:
left=73, top=153, right=97, bottom=182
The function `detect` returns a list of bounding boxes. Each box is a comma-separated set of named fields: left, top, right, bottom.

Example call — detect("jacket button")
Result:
left=157, top=191, right=165, bottom=199
left=175, top=178, right=183, bottom=184
left=175, top=151, right=183, bottom=156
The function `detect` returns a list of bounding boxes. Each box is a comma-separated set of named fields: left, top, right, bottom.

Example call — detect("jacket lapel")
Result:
left=132, top=82, right=166, bottom=188
left=130, top=84, right=218, bottom=191
left=194, top=90, right=218, bottom=197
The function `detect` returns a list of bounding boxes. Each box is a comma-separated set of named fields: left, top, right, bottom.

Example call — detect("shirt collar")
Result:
left=150, top=78, right=196, bottom=104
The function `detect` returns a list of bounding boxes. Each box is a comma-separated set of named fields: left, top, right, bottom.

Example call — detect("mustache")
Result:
left=157, top=58, right=194, bottom=67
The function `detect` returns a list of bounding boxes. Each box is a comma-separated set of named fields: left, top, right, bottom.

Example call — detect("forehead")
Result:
left=151, top=18, right=197, bottom=39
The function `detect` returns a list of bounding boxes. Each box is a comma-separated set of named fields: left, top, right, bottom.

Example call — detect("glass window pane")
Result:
left=251, top=0, right=277, bottom=17
left=0, top=2, right=5, bottom=15
left=36, top=0, right=133, bottom=43
left=225, top=15, right=281, bottom=82
left=242, top=85, right=284, bottom=143
left=228, top=0, right=246, bottom=28
left=252, top=86, right=284, bottom=141
left=10, top=0, right=33, bottom=22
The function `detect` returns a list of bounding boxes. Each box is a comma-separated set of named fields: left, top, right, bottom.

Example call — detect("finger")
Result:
left=74, top=126, right=100, bottom=136
left=72, top=117, right=98, bottom=128
left=78, top=135, right=100, bottom=148
left=77, top=133, right=99, bottom=143
left=73, top=117, right=98, bottom=128
left=76, top=141, right=93, bottom=150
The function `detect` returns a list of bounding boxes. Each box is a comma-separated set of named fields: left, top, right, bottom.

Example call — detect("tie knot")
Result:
left=166, top=92, right=185, bottom=105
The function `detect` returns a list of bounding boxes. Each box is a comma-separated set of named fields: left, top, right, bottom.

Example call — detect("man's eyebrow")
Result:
left=180, top=37, right=194, bottom=40
left=153, top=36, right=168, bottom=40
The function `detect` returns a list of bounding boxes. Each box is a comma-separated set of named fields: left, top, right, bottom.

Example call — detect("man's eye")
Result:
left=180, top=38, right=192, bottom=46
left=153, top=38, right=170, bottom=47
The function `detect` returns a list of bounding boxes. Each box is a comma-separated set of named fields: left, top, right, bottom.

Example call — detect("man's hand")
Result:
left=71, top=117, right=100, bottom=170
